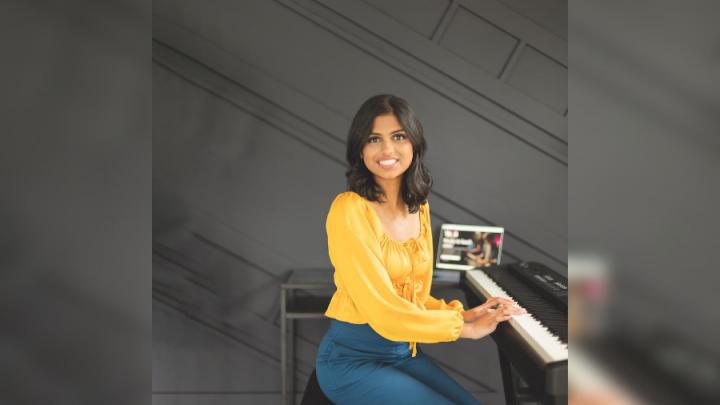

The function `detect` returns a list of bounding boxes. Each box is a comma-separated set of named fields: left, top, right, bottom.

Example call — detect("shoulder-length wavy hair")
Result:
left=345, top=94, right=432, bottom=213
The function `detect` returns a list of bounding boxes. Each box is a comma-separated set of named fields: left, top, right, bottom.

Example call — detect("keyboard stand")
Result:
left=499, top=351, right=520, bottom=405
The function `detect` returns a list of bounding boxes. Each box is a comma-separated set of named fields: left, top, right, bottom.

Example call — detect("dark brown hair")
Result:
left=345, top=94, right=432, bottom=213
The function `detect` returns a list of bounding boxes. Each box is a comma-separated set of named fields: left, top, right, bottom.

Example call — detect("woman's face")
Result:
left=361, top=113, right=414, bottom=183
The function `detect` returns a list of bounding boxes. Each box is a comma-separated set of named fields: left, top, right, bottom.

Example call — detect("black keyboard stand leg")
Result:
left=498, top=350, right=519, bottom=405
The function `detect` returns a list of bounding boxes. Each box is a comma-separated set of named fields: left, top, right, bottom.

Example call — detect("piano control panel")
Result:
left=509, top=261, right=568, bottom=311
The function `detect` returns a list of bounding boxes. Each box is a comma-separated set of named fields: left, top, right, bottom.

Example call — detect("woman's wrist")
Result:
left=459, top=322, right=473, bottom=339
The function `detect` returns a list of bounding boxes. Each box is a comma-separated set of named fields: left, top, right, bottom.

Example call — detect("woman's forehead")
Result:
left=371, top=114, right=403, bottom=134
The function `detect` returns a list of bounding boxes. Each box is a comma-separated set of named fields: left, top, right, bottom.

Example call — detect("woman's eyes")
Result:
left=367, top=134, right=406, bottom=143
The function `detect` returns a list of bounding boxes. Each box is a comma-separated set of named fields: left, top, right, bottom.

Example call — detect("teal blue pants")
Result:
left=315, top=320, right=480, bottom=404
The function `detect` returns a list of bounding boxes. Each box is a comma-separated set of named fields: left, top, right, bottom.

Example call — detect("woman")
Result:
left=316, top=95, right=525, bottom=404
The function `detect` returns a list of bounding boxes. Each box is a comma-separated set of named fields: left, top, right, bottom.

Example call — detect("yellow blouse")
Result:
left=324, top=191, right=465, bottom=356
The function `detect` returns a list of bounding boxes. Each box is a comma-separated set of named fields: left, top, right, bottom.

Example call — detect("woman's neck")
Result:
left=375, top=177, right=405, bottom=213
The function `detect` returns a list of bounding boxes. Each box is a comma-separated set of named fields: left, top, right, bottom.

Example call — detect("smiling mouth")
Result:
left=377, top=159, right=399, bottom=168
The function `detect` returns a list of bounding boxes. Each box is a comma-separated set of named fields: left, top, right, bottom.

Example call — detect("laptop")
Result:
left=435, top=224, right=505, bottom=271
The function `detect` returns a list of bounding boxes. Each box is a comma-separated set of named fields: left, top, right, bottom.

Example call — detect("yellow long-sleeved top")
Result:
left=324, top=191, right=465, bottom=356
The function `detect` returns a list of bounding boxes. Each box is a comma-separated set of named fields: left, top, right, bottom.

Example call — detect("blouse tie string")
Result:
left=404, top=239, right=428, bottom=357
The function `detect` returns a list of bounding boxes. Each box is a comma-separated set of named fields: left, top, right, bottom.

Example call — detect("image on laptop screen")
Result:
left=436, top=224, right=504, bottom=270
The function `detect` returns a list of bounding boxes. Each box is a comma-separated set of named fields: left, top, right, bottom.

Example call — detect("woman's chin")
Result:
left=370, top=166, right=409, bottom=181
left=372, top=172, right=404, bottom=182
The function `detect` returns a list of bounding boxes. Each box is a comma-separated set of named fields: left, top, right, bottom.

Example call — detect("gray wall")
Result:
left=569, top=0, right=720, bottom=349
left=152, top=0, right=567, bottom=404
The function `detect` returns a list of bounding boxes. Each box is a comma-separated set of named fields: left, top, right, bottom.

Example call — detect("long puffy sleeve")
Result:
left=326, top=193, right=463, bottom=344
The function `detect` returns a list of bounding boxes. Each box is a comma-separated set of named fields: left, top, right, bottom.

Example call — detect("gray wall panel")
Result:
left=362, top=0, right=450, bottom=38
left=439, top=6, right=519, bottom=76
left=508, top=45, right=568, bottom=112
left=499, top=0, right=567, bottom=40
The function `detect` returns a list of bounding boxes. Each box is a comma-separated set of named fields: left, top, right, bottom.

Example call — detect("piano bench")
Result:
left=300, top=368, right=334, bottom=405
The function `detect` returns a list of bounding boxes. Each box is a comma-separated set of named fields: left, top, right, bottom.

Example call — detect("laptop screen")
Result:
left=435, top=224, right=504, bottom=270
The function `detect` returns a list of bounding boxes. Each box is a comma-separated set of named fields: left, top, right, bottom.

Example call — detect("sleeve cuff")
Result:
left=449, top=309, right=464, bottom=341
left=446, top=299, right=464, bottom=312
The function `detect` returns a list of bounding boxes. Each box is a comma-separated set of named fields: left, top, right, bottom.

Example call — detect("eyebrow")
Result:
left=370, top=129, right=406, bottom=136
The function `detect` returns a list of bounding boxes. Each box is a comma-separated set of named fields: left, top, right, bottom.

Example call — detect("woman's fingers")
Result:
left=496, top=297, right=517, bottom=306
left=486, top=308, right=510, bottom=322
left=484, top=297, right=515, bottom=308
left=472, top=297, right=526, bottom=324
left=479, top=298, right=498, bottom=309
left=484, top=296, right=513, bottom=307
left=475, top=297, right=522, bottom=315
left=471, top=299, right=496, bottom=314
left=494, top=306, right=525, bottom=322
left=507, top=305, right=527, bottom=315
left=492, top=297, right=526, bottom=313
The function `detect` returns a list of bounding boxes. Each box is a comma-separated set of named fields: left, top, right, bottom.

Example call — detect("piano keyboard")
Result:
left=466, top=269, right=568, bottom=364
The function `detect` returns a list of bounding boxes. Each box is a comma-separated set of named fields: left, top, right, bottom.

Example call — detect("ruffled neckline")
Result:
left=351, top=192, right=428, bottom=246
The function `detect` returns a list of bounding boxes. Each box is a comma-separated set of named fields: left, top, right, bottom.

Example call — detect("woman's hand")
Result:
left=462, top=297, right=521, bottom=323
left=459, top=299, right=526, bottom=340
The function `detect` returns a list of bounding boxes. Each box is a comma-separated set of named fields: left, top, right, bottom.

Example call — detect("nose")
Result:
left=381, top=139, right=395, bottom=154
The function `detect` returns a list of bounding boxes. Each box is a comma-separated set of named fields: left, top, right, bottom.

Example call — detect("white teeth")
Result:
left=378, top=159, right=397, bottom=166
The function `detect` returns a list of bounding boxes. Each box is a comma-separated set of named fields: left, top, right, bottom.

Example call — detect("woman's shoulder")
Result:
left=327, top=191, right=379, bottom=236
left=332, top=190, right=363, bottom=203
left=331, top=190, right=363, bottom=206
left=328, top=191, right=369, bottom=217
